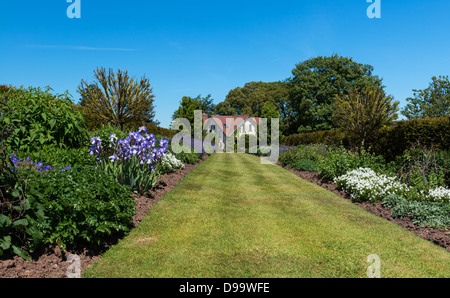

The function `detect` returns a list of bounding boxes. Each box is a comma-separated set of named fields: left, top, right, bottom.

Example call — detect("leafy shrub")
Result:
left=15, top=145, right=95, bottom=170
left=393, top=147, right=449, bottom=191
left=381, top=194, right=407, bottom=209
left=1, top=94, right=44, bottom=260
left=26, top=167, right=135, bottom=250
left=1, top=86, right=88, bottom=153
left=283, top=129, right=349, bottom=147
left=171, top=146, right=202, bottom=165
left=318, top=147, right=387, bottom=181
left=390, top=200, right=450, bottom=229
left=279, top=144, right=328, bottom=169
left=89, top=125, right=127, bottom=145
left=292, top=159, right=319, bottom=172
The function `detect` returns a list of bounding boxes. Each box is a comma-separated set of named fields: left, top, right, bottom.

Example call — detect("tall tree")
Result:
left=333, top=86, right=399, bottom=150
left=171, top=94, right=216, bottom=124
left=78, top=67, right=158, bottom=131
left=402, top=75, right=450, bottom=120
left=215, top=81, right=288, bottom=118
left=287, top=54, right=383, bottom=134
left=215, top=80, right=289, bottom=130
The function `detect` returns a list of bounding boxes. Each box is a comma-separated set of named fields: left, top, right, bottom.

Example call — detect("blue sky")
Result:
left=1, top=0, right=450, bottom=128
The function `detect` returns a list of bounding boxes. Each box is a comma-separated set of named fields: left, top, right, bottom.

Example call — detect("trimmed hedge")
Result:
left=283, top=116, right=450, bottom=161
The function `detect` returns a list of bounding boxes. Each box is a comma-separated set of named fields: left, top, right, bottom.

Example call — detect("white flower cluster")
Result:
left=334, top=168, right=409, bottom=202
left=427, top=186, right=450, bottom=202
left=161, top=152, right=185, bottom=171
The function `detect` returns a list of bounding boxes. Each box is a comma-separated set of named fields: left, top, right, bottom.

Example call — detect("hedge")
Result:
left=283, top=116, right=450, bottom=161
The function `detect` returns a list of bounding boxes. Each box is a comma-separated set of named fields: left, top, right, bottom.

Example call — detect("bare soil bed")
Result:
left=279, top=163, right=450, bottom=252
left=0, top=155, right=208, bottom=278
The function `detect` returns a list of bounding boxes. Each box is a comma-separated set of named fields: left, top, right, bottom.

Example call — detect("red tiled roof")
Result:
left=203, top=113, right=261, bottom=136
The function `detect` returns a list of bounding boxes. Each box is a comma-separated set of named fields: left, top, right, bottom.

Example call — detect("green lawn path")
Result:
left=84, top=153, right=450, bottom=278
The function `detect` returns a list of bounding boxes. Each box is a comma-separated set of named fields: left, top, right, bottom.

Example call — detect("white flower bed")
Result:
left=161, top=152, right=185, bottom=171
left=334, top=168, right=410, bottom=202
left=426, top=186, right=450, bottom=202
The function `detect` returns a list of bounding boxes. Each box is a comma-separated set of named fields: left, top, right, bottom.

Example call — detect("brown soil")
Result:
left=0, top=155, right=208, bottom=278
left=278, top=162, right=450, bottom=252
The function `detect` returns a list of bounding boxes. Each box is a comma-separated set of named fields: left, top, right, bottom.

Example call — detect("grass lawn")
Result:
left=84, top=153, right=450, bottom=278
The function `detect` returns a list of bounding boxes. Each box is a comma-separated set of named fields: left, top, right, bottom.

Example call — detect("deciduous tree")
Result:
left=333, top=86, right=399, bottom=150
left=78, top=67, right=158, bottom=131
left=402, top=75, right=450, bottom=120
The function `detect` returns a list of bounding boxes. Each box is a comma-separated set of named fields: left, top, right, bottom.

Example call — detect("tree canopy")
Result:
left=333, top=86, right=399, bottom=149
left=172, top=94, right=216, bottom=124
left=214, top=81, right=288, bottom=118
left=402, top=75, right=450, bottom=120
left=286, top=54, right=383, bottom=134
left=78, top=67, right=158, bottom=131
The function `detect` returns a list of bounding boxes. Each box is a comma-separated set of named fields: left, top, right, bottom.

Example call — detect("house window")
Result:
left=248, top=124, right=252, bottom=132
left=210, top=125, right=215, bottom=133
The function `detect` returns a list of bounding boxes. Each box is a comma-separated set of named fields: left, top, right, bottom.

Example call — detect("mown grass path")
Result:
left=84, top=154, right=450, bottom=278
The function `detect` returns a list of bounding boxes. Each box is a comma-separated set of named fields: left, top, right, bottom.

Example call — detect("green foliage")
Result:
left=387, top=198, right=450, bottom=229
left=214, top=81, right=288, bottom=119
left=333, top=86, right=399, bottom=149
left=381, top=194, right=407, bottom=209
left=279, top=144, right=328, bottom=170
left=26, top=168, right=135, bottom=250
left=282, top=129, right=348, bottom=147
left=370, top=116, right=450, bottom=162
left=89, top=125, right=128, bottom=144
left=78, top=67, right=158, bottom=131
left=173, top=150, right=201, bottom=165
left=292, top=159, right=319, bottom=172
left=392, top=147, right=449, bottom=191
left=318, top=147, right=387, bottom=181
left=1, top=86, right=88, bottom=153
left=402, top=75, right=450, bottom=120
left=283, top=116, right=450, bottom=163
left=1, top=93, right=44, bottom=260
left=287, top=54, right=383, bottom=134
left=16, top=145, right=96, bottom=170
left=172, top=94, right=216, bottom=123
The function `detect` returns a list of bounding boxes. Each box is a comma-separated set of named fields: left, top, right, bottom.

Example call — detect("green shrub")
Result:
left=283, top=116, right=450, bottom=162
left=381, top=194, right=407, bottom=209
left=2, top=86, right=88, bottom=153
left=16, top=145, right=96, bottom=170
left=283, top=129, right=348, bottom=147
left=318, top=147, right=387, bottom=181
left=392, top=147, right=449, bottom=191
left=26, top=167, right=135, bottom=250
left=89, top=124, right=128, bottom=145
left=0, top=93, right=43, bottom=260
left=390, top=200, right=450, bottom=229
left=175, top=151, right=201, bottom=164
left=279, top=144, right=328, bottom=169
left=292, top=159, right=319, bottom=172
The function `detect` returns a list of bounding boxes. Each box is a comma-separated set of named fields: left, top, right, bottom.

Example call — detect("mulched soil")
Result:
left=278, top=163, right=450, bottom=252
left=0, top=155, right=208, bottom=278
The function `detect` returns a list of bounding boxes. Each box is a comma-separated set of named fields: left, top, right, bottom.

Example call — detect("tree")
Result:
left=402, top=75, right=450, bottom=120
left=172, top=94, right=216, bottom=123
left=287, top=54, right=383, bottom=134
left=333, top=86, right=399, bottom=150
left=215, top=81, right=288, bottom=119
left=78, top=67, right=158, bottom=131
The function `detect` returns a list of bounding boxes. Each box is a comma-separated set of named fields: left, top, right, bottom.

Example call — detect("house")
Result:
left=202, top=113, right=261, bottom=150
